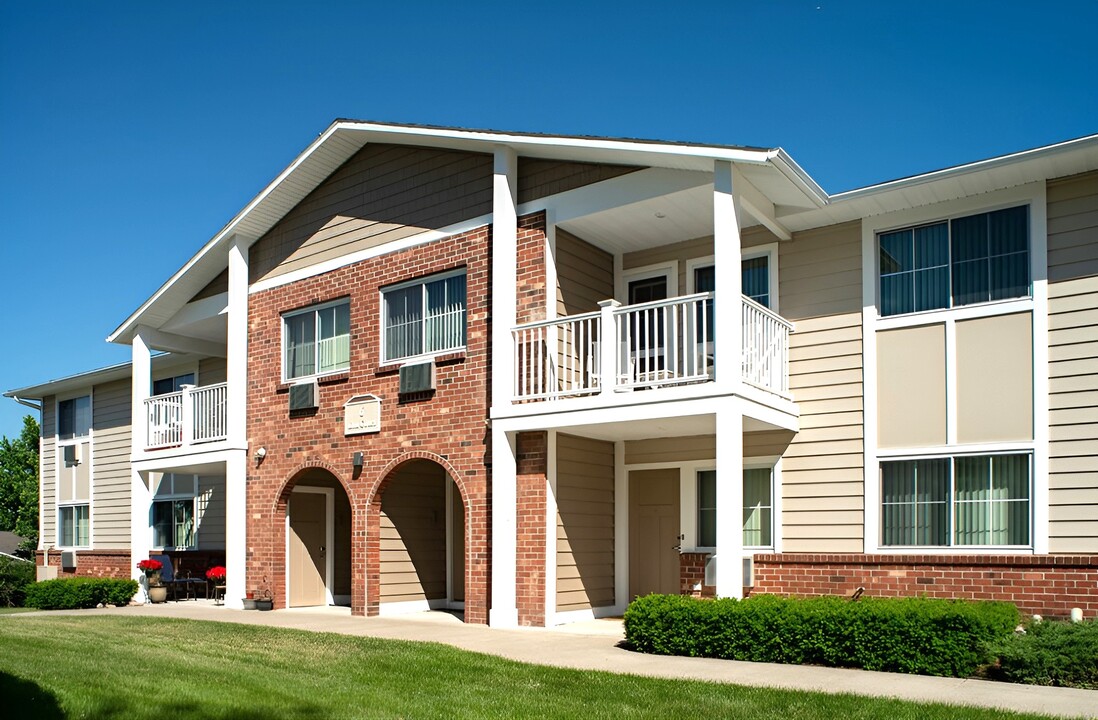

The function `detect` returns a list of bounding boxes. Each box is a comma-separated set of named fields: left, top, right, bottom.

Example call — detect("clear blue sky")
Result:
left=1, top=1, right=1096, bottom=438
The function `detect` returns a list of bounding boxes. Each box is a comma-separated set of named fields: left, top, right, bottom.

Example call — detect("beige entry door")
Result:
left=289, top=491, right=328, bottom=607
left=629, top=469, right=681, bottom=598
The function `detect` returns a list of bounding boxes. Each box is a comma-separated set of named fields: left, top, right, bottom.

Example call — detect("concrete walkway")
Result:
left=14, top=602, right=1096, bottom=719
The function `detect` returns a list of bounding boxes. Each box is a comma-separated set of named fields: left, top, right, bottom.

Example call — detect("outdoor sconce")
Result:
left=254, top=447, right=267, bottom=465
left=353, top=451, right=364, bottom=469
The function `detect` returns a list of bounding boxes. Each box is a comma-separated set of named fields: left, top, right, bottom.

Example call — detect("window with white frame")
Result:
left=880, top=453, right=1030, bottom=547
left=878, top=205, right=1029, bottom=317
left=691, top=253, right=774, bottom=310
left=58, top=396, right=91, bottom=440
left=153, top=372, right=195, bottom=396
left=152, top=474, right=196, bottom=548
left=382, top=270, right=466, bottom=363
left=57, top=394, right=91, bottom=548
left=697, top=467, right=774, bottom=548
left=58, top=505, right=89, bottom=547
left=283, top=300, right=351, bottom=380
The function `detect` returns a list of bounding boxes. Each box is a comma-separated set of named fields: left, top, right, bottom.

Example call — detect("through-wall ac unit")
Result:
left=62, top=444, right=81, bottom=465
left=702, top=555, right=755, bottom=587
left=743, top=556, right=755, bottom=587
left=60, top=550, right=77, bottom=569
left=399, top=361, right=435, bottom=395
left=288, top=380, right=318, bottom=412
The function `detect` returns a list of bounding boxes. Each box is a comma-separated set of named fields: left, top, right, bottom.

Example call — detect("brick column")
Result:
left=515, top=431, right=548, bottom=626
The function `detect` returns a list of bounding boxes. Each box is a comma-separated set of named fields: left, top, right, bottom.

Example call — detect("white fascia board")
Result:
left=107, top=121, right=353, bottom=346
left=770, top=149, right=829, bottom=207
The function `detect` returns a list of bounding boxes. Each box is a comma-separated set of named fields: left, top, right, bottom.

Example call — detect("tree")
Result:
left=0, top=415, right=39, bottom=555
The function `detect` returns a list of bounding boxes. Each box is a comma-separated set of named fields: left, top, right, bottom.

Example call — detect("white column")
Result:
left=129, top=329, right=152, bottom=601
left=490, top=426, right=518, bottom=626
left=613, top=440, right=627, bottom=612
left=224, top=235, right=250, bottom=609
left=714, top=406, right=744, bottom=598
left=544, top=430, right=557, bottom=625
left=598, top=299, right=622, bottom=394
left=489, top=146, right=520, bottom=627
left=713, top=161, right=743, bottom=392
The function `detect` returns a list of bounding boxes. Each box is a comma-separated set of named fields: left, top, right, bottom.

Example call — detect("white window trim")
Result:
left=151, top=473, right=199, bottom=551
left=686, top=243, right=780, bottom=311
left=56, top=391, right=93, bottom=549
left=618, top=261, right=677, bottom=304
left=378, top=268, right=468, bottom=365
left=877, top=449, right=1034, bottom=553
left=280, top=298, right=351, bottom=383
left=861, top=181, right=1048, bottom=555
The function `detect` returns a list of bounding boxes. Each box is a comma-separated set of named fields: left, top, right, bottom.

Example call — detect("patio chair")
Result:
left=150, top=554, right=205, bottom=601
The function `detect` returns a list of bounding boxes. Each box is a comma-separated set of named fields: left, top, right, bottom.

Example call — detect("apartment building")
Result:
left=7, top=121, right=1097, bottom=624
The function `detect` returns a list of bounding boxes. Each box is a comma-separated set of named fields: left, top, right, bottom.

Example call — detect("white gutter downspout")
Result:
left=12, top=396, right=42, bottom=412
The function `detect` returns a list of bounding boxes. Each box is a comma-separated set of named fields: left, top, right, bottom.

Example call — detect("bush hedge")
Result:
left=624, top=594, right=1019, bottom=677
left=991, top=619, right=1098, bottom=689
left=0, top=556, right=36, bottom=607
left=23, top=577, right=138, bottom=610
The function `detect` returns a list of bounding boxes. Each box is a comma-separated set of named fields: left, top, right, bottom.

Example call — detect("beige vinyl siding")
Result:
left=781, top=220, right=864, bottom=552
left=89, top=380, right=131, bottom=549
left=196, top=476, right=225, bottom=550
left=955, top=312, right=1033, bottom=443
left=198, top=356, right=227, bottom=385
left=518, top=158, right=640, bottom=204
left=40, top=397, right=56, bottom=547
left=1047, top=171, right=1098, bottom=553
left=191, top=269, right=228, bottom=302
left=249, top=144, right=493, bottom=284
left=556, top=229, right=614, bottom=315
left=623, top=236, right=712, bottom=295
left=624, top=435, right=714, bottom=465
left=556, top=434, right=615, bottom=612
left=379, top=460, right=447, bottom=603
left=877, top=324, right=947, bottom=448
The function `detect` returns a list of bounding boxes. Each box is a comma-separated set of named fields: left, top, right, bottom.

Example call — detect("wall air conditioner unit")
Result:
left=399, top=361, right=436, bottom=395
left=288, top=380, right=319, bottom=412
left=60, top=550, right=77, bottom=569
left=743, top=556, right=755, bottom=587
left=63, top=444, right=81, bottom=466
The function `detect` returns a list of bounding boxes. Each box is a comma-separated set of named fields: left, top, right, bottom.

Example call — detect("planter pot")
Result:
left=242, top=598, right=257, bottom=610
left=148, top=586, right=168, bottom=604
left=256, top=599, right=273, bottom=611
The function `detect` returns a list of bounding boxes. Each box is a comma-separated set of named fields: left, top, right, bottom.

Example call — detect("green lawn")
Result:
left=0, top=615, right=1070, bottom=720
left=0, top=607, right=35, bottom=615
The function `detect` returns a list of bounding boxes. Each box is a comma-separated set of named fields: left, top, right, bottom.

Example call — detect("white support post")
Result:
left=130, top=329, right=152, bottom=602
left=490, top=426, right=519, bottom=627
left=598, top=299, right=622, bottom=394
left=224, top=235, right=250, bottom=609
left=131, top=328, right=152, bottom=455
left=491, top=145, right=518, bottom=412
left=180, top=385, right=195, bottom=447
left=544, top=430, right=557, bottom=626
left=713, top=161, right=743, bottom=392
left=613, top=440, right=627, bottom=613
left=715, top=407, right=744, bottom=598
left=129, top=468, right=152, bottom=602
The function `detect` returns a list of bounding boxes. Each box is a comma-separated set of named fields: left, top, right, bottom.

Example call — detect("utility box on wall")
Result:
left=344, top=394, right=381, bottom=436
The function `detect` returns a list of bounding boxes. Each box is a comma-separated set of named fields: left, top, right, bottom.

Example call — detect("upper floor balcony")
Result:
left=512, top=293, right=790, bottom=403
left=144, top=382, right=228, bottom=452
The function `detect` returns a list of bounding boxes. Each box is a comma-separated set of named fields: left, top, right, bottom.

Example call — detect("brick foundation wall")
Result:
left=246, top=224, right=494, bottom=623
left=752, top=553, right=1098, bottom=618
left=515, top=432, right=548, bottom=626
left=36, top=549, right=131, bottom=579
left=679, top=552, right=715, bottom=598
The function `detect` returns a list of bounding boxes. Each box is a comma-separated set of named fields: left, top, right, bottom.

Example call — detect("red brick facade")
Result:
left=679, top=552, right=715, bottom=598
left=751, top=553, right=1098, bottom=618
left=245, top=224, right=493, bottom=623
left=36, top=549, right=131, bottom=579
left=515, top=212, right=547, bottom=325
left=515, top=431, right=548, bottom=626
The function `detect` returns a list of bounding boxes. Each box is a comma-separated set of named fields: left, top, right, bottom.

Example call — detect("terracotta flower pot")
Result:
left=148, top=586, right=168, bottom=604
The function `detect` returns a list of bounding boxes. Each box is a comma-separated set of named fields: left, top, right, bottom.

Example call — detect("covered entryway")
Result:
left=377, top=459, right=465, bottom=614
left=628, top=468, right=681, bottom=598
left=286, top=470, right=352, bottom=608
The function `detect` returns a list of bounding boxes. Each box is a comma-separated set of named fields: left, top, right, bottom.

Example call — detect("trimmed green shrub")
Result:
left=992, top=619, right=1098, bottom=688
left=624, top=593, right=1019, bottom=677
left=24, top=577, right=138, bottom=610
left=0, top=556, right=36, bottom=607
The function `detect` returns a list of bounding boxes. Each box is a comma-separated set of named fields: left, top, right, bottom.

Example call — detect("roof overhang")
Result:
left=4, top=353, right=198, bottom=401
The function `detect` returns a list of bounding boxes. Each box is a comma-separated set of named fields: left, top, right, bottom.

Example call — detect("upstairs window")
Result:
left=283, top=300, right=351, bottom=380
left=58, top=396, right=91, bottom=440
left=153, top=373, right=195, bottom=396
left=383, top=270, right=467, bottom=363
left=879, top=206, right=1029, bottom=317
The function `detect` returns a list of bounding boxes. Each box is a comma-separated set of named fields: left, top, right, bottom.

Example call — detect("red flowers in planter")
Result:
left=206, top=566, right=227, bottom=582
left=137, top=559, right=163, bottom=573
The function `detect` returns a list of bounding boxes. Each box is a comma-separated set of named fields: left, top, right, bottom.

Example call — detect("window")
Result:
left=881, top=454, right=1030, bottom=547
left=879, top=206, right=1029, bottom=317
left=152, top=474, right=196, bottom=548
left=383, top=271, right=466, bottom=362
left=692, top=255, right=772, bottom=309
left=58, top=396, right=91, bottom=440
left=284, top=300, right=350, bottom=380
left=153, top=373, right=195, bottom=396
left=697, top=468, right=773, bottom=548
left=58, top=505, right=89, bottom=547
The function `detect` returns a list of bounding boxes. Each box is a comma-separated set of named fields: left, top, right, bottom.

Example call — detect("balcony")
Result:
left=144, top=383, right=228, bottom=451
left=512, top=294, right=790, bottom=403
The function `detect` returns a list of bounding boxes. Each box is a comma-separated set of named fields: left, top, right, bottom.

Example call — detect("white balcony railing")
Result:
left=144, top=382, right=228, bottom=451
left=511, top=294, right=791, bottom=402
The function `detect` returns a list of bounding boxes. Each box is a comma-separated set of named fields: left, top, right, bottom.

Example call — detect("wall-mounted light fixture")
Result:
left=353, top=451, right=364, bottom=469
left=254, top=447, right=267, bottom=464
